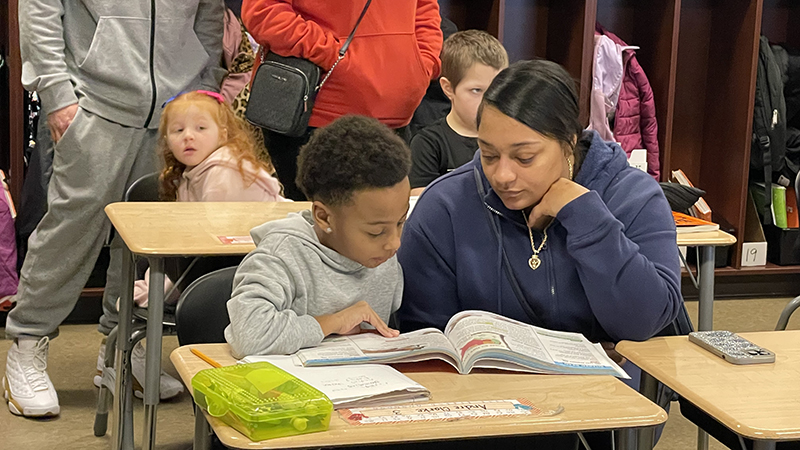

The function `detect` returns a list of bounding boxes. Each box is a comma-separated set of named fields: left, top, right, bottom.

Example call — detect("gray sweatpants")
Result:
left=5, top=107, right=157, bottom=339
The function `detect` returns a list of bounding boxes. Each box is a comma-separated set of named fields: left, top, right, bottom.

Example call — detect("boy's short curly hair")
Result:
left=297, top=116, right=411, bottom=206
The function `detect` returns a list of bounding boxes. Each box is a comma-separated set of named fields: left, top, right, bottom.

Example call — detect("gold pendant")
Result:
left=528, top=255, right=541, bottom=270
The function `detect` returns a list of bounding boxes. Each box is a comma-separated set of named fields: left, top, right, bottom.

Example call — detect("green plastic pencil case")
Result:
left=191, top=362, right=333, bottom=441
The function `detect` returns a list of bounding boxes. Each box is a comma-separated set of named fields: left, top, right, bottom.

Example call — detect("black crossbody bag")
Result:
left=245, top=0, right=372, bottom=137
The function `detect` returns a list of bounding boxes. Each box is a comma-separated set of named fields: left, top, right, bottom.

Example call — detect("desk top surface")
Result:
left=105, top=202, right=311, bottom=255
left=617, top=330, right=800, bottom=441
left=105, top=201, right=735, bottom=256
left=675, top=230, right=736, bottom=247
left=171, top=344, right=666, bottom=449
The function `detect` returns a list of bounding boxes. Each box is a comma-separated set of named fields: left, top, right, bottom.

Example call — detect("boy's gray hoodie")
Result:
left=225, top=211, right=403, bottom=358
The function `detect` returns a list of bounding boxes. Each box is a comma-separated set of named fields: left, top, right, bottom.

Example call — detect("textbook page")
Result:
left=444, top=311, right=629, bottom=378
left=444, top=311, right=552, bottom=368
left=296, top=328, right=461, bottom=369
left=533, top=328, right=629, bottom=378
left=241, top=355, right=430, bottom=409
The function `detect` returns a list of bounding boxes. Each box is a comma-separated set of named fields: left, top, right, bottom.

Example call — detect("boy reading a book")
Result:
left=225, top=116, right=411, bottom=357
left=409, top=30, right=508, bottom=195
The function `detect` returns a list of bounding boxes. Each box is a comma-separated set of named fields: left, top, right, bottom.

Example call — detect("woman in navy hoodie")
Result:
left=398, top=60, right=683, bottom=356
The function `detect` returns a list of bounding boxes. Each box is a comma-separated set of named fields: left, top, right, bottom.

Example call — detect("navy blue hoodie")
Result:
left=397, top=131, right=682, bottom=344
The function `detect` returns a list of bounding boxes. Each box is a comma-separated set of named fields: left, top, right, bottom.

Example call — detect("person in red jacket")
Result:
left=242, top=0, right=443, bottom=199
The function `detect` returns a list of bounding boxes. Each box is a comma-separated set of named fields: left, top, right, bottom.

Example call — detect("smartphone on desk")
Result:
left=688, top=331, right=775, bottom=365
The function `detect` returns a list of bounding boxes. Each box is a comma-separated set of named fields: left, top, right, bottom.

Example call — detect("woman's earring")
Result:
left=567, top=157, right=574, bottom=181
left=326, top=227, right=332, bottom=234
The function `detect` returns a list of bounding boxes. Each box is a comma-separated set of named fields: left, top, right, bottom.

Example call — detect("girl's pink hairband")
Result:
left=195, top=90, right=225, bottom=103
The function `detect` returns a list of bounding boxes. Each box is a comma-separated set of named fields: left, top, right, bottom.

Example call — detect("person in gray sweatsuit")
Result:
left=3, top=0, right=225, bottom=417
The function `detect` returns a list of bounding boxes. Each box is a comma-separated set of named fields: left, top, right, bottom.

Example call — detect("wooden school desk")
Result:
left=171, top=343, right=667, bottom=450
left=676, top=230, right=736, bottom=331
left=617, top=330, right=800, bottom=450
left=104, top=201, right=311, bottom=450
left=676, top=228, right=736, bottom=450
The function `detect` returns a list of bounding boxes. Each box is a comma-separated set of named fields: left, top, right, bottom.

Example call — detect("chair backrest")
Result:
left=125, top=172, right=160, bottom=202
left=175, top=266, right=237, bottom=345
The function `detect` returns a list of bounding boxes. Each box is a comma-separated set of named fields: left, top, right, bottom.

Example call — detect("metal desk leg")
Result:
left=697, top=245, right=716, bottom=450
left=697, top=245, right=715, bottom=332
left=194, top=404, right=213, bottom=450
left=142, top=257, right=165, bottom=450
left=753, top=441, right=777, bottom=450
left=637, top=371, right=659, bottom=450
left=112, top=246, right=135, bottom=450
left=617, top=428, right=637, bottom=450
left=697, top=428, right=709, bottom=450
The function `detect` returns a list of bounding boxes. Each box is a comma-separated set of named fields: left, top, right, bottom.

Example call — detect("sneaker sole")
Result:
left=93, top=369, right=180, bottom=400
left=3, top=376, right=60, bottom=417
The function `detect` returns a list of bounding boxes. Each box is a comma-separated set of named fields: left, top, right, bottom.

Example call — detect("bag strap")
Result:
left=317, top=0, right=372, bottom=91
left=473, top=167, right=543, bottom=325
left=762, top=135, right=774, bottom=225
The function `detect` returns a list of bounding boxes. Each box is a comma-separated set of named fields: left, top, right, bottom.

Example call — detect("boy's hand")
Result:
left=315, top=301, right=400, bottom=338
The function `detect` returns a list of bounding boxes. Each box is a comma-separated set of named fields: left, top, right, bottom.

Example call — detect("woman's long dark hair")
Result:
left=478, top=60, right=583, bottom=155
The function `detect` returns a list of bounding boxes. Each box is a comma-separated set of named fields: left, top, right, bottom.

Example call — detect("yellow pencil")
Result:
left=191, top=348, right=222, bottom=368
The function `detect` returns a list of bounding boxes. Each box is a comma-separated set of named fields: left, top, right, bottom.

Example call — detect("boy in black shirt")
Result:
left=410, top=30, right=508, bottom=194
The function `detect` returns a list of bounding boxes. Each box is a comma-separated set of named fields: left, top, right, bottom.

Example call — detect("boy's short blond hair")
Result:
left=441, top=30, right=509, bottom=88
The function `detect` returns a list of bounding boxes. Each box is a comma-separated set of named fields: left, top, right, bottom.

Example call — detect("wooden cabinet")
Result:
left=672, top=0, right=761, bottom=267
left=0, top=0, right=24, bottom=201
left=439, top=0, right=800, bottom=275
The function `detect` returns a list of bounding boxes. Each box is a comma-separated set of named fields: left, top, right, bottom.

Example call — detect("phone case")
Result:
left=688, top=331, right=775, bottom=365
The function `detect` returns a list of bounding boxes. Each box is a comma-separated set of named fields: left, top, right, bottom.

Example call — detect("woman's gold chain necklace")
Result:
left=523, top=211, right=550, bottom=270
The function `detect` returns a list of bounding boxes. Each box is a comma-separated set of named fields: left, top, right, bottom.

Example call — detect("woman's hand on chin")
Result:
left=528, top=178, right=589, bottom=227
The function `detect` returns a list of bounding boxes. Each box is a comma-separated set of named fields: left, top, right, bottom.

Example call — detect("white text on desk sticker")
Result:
left=217, top=235, right=254, bottom=245
left=339, top=399, right=563, bottom=425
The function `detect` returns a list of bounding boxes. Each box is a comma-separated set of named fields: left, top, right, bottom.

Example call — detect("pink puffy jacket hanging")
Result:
left=588, top=34, right=624, bottom=143
left=595, top=23, right=661, bottom=180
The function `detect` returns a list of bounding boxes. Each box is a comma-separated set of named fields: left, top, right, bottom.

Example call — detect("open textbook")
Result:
left=295, top=310, right=629, bottom=378
left=240, top=355, right=430, bottom=409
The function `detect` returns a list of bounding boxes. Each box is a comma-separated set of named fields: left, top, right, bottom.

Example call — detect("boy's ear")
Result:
left=440, top=77, right=455, bottom=101
left=311, top=201, right=333, bottom=230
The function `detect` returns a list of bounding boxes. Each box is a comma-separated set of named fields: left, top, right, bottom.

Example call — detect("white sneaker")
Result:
left=93, top=340, right=184, bottom=400
left=3, top=336, right=60, bottom=417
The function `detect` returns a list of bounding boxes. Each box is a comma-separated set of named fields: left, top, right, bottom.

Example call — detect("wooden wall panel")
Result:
left=596, top=0, right=681, bottom=180
left=1, top=0, right=23, bottom=201
left=548, top=0, right=596, bottom=125
left=760, top=0, right=800, bottom=48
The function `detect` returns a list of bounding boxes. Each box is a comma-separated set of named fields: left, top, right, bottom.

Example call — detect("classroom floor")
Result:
left=0, top=297, right=798, bottom=450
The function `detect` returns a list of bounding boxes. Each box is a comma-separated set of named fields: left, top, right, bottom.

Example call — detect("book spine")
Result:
left=787, top=187, right=799, bottom=228
left=772, top=185, right=788, bottom=229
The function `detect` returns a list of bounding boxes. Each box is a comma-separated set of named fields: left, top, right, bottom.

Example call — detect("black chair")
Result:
left=125, top=172, right=159, bottom=202
left=776, top=295, right=800, bottom=331
left=174, top=266, right=240, bottom=450
left=175, top=266, right=237, bottom=345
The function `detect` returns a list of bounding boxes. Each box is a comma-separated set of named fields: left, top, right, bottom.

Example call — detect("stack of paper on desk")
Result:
left=240, top=355, right=430, bottom=409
